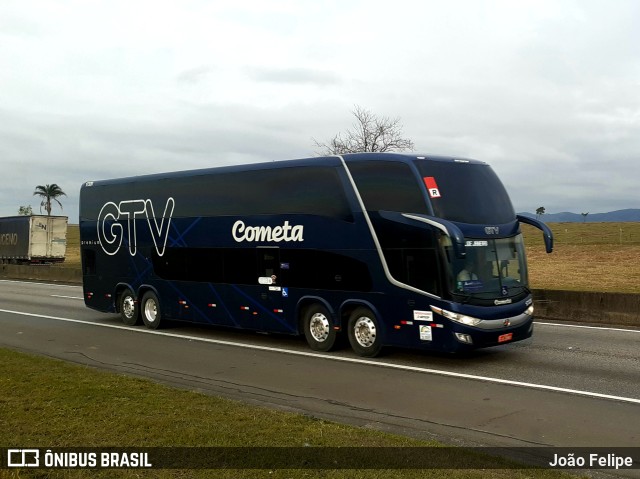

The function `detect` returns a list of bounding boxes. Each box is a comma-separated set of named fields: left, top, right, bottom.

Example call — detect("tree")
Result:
left=33, top=184, right=66, bottom=216
left=313, top=105, right=414, bottom=155
left=18, top=205, right=33, bottom=216
left=536, top=207, right=545, bottom=219
left=581, top=212, right=589, bottom=223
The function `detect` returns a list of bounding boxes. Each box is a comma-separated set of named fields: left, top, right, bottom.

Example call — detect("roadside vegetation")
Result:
left=58, top=224, right=80, bottom=269
left=521, top=222, right=640, bottom=293
left=0, top=348, right=578, bottom=479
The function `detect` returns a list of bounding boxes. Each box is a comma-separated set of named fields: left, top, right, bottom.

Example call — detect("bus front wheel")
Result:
left=348, top=307, right=383, bottom=357
left=118, top=288, right=140, bottom=326
left=141, top=291, right=163, bottom=330
left=303, top=304, right=338, bottom=352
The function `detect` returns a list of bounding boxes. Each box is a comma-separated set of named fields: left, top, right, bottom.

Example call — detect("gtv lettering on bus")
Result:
left=97, top=198, right=303, bottom=256
left=97, top=198, right=175, bottom=256
left=232, top=220, right=304, bottom=243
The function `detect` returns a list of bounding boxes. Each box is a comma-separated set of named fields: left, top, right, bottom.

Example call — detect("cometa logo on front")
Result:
left=232, top=220, right=304, bottom=243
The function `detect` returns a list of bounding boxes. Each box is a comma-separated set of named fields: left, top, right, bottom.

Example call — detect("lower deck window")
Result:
left=152, top=248, right=372, bottom=292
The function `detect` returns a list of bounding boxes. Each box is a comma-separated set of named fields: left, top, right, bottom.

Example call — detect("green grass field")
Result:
left=58, top=224, right=80, bottom=269
left=521, top=222, right=640, bottom=293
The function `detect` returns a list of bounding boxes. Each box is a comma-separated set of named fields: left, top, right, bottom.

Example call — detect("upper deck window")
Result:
left=347, top=161, right=428, bottom=214
left=81, top=166, right=353, bottom=221
left=415, top=160, right=515, bottom=224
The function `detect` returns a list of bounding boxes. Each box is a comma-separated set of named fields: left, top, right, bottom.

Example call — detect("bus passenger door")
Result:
left=257, top=247, right=289, bottom=333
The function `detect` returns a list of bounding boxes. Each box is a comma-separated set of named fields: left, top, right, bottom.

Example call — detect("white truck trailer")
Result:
left=0, top=215, right=68, bottom=264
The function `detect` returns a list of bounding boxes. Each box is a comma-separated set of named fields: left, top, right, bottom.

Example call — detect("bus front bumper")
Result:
left=449, top=314, right=534, bottom=350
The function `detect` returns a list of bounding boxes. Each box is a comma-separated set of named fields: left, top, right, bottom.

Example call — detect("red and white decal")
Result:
left=423, top=177, right=441, bottom=198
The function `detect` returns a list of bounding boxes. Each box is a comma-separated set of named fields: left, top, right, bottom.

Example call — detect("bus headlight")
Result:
left=430, top=306, right=482, bottom=327
left=525, top=304, right=534, bottom=316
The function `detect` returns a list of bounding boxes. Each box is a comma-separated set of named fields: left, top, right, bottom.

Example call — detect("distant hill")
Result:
left=517, top=209, right=640, bottom=223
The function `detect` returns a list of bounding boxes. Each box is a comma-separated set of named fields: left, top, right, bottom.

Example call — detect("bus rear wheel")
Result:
left=141, top=291, right=163, bottom=330
left=348, top=307, right=383, bottom=357
left=303, top=304, right=338, bottom=352
left=118, top=288, right=140, bottom=326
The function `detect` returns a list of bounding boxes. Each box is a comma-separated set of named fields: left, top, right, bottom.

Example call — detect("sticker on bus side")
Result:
left=423, top=177, right=441, bottom=198
left=419, top=325, right=433, bottom=341
left=413, top=310, right=433, bottom=321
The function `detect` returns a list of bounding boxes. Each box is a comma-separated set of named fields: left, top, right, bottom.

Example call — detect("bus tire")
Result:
left=118, top=288, right=140, bottom=326
left=141, top=291, right=163, bottom=330
left=303, top=304, right=338, bottom=352
left=348, top=307, right=383, bottom=357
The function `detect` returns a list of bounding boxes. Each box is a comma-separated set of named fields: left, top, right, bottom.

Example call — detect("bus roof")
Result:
left=82, top=152, right=486, bottom=188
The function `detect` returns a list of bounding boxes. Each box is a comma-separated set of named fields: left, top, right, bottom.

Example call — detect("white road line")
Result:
left=50, top=295, right=84, bottom=300
left=0, top=279, right=81, bottom=289
left=536, top=321, right=640, bottom=334
left=2, top=308, right=640, bottom=406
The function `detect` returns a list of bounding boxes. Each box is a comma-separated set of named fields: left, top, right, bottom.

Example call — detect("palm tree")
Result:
left=33, top=184, right=66, bottom=216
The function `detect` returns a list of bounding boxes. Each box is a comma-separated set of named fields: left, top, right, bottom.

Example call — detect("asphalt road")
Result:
left=1, top=279, right=639, bottom=466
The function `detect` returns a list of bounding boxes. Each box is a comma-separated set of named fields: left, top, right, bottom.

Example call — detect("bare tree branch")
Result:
left=313, top=105, right=414, bottom=155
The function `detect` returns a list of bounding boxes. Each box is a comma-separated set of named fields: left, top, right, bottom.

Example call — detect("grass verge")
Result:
left=0, top=348, right=577, bottom=479
left=522, top=223, right=640, bottom=293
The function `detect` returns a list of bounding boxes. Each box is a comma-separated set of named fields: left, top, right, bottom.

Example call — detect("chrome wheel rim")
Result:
left=122, top=296, right=135, bottom=319
left=309, top=313, right=330, bottom=342
left=144, top=298, right=158, bottom=323
left=354, top=316, right=376, bottom=348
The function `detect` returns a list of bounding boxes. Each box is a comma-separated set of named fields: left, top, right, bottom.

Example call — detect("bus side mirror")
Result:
left=517, top=215, right=554, bottom=253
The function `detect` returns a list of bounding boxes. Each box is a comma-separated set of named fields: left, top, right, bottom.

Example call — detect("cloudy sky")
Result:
left=2, top=0, right=639, bottom=222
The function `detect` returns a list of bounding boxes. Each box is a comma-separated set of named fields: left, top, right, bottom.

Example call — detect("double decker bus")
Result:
left=80, top=153, right=552, bottom=357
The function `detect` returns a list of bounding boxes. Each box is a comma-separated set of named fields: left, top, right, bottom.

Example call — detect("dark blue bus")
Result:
left=80, top=153, right=553, bottom=356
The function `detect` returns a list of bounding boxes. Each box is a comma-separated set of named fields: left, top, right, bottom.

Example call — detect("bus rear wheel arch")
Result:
left=141, top=290, right=163, bottom=330
left=302, top=303, right=339, bottom=352
left=118, top=288, right=140, bottom=326
left=347, top=307, right=383, bottom=357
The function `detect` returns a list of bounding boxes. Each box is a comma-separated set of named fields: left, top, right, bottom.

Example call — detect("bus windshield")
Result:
left=445, top=234, right=529, bottom=302
left=415, top=160, right=515, bottom=224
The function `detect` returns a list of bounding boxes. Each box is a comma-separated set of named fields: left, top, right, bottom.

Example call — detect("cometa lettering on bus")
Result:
left=232, top=220, right=304, bottom=243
